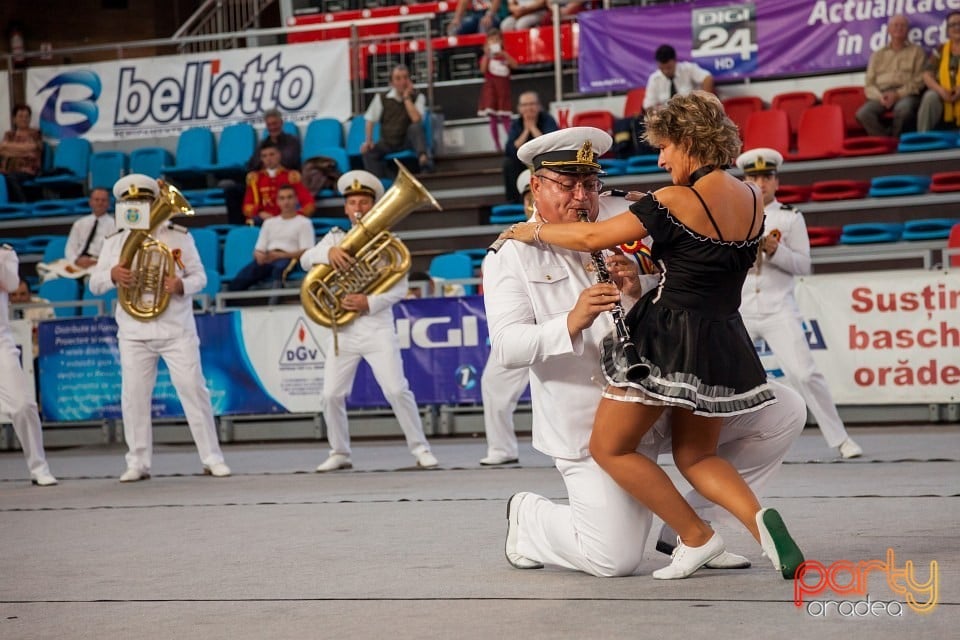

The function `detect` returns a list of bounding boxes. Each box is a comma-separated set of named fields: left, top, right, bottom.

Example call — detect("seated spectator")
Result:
left=500, top=0, right=547, bottom=32
left=503, top=91, right=558, bottom=203
left=0, top=104, right=42, bottom=202
left=855, top=14, right=925, bottom=137
left=447, top=0, right=507, bottom=35
left=361, top=65, right=433, bottom=177
left=243, top=141, right=315, bottom=224
left=918, top=11, right=960, bottom=132
left=38, top=188, right=116, bottom=281
left=643, top=44, right=715, bottom=111
left=228, top=185, right=315, bottom=291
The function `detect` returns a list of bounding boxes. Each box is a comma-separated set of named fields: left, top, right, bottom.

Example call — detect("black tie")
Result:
left=79, top=217, right=99, bottom=257
left=669, top=78, right=677, bottom=97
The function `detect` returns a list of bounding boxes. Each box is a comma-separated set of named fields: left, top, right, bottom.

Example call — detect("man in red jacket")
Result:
left=243, top=141, right=315, bottom=223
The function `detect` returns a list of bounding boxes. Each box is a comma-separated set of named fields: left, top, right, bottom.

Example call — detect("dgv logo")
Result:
left=279, top=318, right=324, bottom=368
left=36, top=70, right=102, bottom=139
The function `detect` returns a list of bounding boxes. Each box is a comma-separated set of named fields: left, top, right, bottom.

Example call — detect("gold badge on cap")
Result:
left=754, top=155, right=767, bottom=171
left=577, top=141, right=595, bottom=164
left=351, top=178, right=362, bottom=192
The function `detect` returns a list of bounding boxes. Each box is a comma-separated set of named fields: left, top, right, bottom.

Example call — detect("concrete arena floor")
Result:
left=1, top=425, right=957, bottom=640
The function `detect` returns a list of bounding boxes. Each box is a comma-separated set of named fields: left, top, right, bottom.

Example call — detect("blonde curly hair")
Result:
left=642, top=91, right=741, bottom=168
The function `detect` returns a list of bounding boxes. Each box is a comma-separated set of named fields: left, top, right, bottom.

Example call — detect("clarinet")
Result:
left=578, top=210, right=650, bottom=383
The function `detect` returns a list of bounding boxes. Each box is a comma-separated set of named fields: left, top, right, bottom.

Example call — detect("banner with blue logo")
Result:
left=25, top=40, right=350, bottom=141
left=37, top=297, right=531, bottom=422
left=577, top=1, right=949, bottom=93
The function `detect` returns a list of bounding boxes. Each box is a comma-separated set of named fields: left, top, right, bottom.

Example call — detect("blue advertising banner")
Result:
left=37, top=298, right=530, bottom=422
left=578, top=1, right=951, bottom=93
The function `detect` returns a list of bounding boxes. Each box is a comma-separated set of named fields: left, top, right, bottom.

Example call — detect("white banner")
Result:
left=25, top=40, right=351, bottom=142
left=760, top=270, right=960, bottom=404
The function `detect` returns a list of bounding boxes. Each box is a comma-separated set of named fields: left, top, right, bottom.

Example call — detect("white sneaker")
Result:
left=839, top=438, right=863, bottom=459
left=316, top=453, right=352, bottom=472
left=480, top=454, right=519, bottom=466
left=505, top=492, right=543, bottom=570
left=652, top=533, right=725, bottom=580
left=119, top=467, right=150, bottom=483
left=31, top=471, right=59, bottom=487
left=204, top=462, right=232, bottom=477
left=415, top=449, right=439, bottom=468
left=657, top=531, right=750, bottom=569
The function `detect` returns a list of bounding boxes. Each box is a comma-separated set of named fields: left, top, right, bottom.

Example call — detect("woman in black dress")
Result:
left=499, top=92, right=803, bottom=580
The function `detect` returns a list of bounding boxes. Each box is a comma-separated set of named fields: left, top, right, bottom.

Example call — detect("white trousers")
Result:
left=742, top=309, right=850, bottom=447
left=515, top=380, right=806, bottom=577
left=480, top=353, right=529, bottom=460
left=119, top=336, right=225, bottom=471
left=322, top=328, right=429, bottom=457
left=0, top=337, right=51, bottom=478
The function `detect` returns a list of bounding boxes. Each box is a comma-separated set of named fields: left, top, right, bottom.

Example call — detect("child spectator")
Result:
left=477, top=28, right=517, bottom=152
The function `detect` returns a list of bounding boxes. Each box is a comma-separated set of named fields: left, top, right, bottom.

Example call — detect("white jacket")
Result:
left=741, top=199, right=812, bottom=317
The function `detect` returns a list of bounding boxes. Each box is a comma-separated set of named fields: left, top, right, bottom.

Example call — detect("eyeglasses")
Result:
left=536, top=174, right=604, bottom=193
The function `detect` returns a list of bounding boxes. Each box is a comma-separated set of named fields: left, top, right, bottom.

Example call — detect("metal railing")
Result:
left=173, top=0, right=278, bottom=53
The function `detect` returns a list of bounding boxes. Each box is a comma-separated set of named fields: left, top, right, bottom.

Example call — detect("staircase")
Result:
left=173, top=0, right=277, bottom=53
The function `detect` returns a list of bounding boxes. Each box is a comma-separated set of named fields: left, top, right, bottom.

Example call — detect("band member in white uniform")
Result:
left=485, top=128, right=806, bottom=577
left=736, top=148, right=863, bottom=459
left=0, top=245, right=58, bottom=486
left=301, top=170, right=438, bottom=471
left=480, top=170, right=534, bottom=466
left=88, top=175, right=231, bottom=482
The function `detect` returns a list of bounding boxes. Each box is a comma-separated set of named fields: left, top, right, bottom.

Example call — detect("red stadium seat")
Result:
left=810, top=180, right=869, bottom=201
left=776, top=184, right=812, bottom=204
left=721, top=95, right=764, bottom=134
left=623, top=87, right=646, bottom=118
left=931, top=171, right=960, bottom=193
left=806, top=226, right=842, bottom=247
left=742, top=109, right=790, bottom=157
left=840, top=136, right=898, bottom=157
left=786, top=105, right=844, bottom=161
left=822, top=86, right=867, bottom=136
left=948, top=223, right=960, bottom=267
left=771, top=91, right=818, bottom=144
left=572, top=110, right=616, bottom=135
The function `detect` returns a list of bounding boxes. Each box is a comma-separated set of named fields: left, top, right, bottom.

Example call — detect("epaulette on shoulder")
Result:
left=288, top=170, right=302, bottom=183
left=167, top=223, right=189, bottom=233
left=246, top=171, right=258, bottom=183
left=106, top=228, right=125, bottom=238
left=780, top=203, right=796, bottom=211
left=1, top=243, right=13, bottom=251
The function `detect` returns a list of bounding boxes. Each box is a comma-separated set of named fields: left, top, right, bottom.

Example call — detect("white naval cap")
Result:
left=113, top=174, right=159, bottom=200
left=735, top=147, right=783, bottom=176
left=517, top=126, right=613, bottom=175
left=337, top=169, right=385, bottom=201
left=516, top=169, right=532, bottom=196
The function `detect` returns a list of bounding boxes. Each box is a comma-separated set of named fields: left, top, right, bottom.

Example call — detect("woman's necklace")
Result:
left=687, top=165, right=717, bottom=185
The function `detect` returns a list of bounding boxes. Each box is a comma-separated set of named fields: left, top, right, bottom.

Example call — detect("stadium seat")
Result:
left=867, top=175, right=931, bottom=197
left=948, top=223, right=960, bottom=267
left=623, top=87, right=646, bottom=118
left=598, top=158, right=628, bottom=175
left=163, top=127, right=216, bottom=183
left=308, top=147, right=351, bottom=177
left=21, top=234, right=62, bottom=254
left=742, top=109, right=790, bottom=157
left=191, top=228, right=221, bottom=275
left=205, top=122, right=257, bottom=179
left=930, top=171, right=960, bottom=193
left=572, top=110, right=616, bottom=135
left=32, top=201, right=75, bottom=217
left=81, top=285, right=117, bottom=317
left=806, top=226, right=842, bottom=247
left=901, top=218, right=959, bottom=241
left=840, top=135, right=898, bottom=157
left=721, top=95, right=764, bottom=134
left=428, top=251, right=475, bottom=296
left=489, top=203, right=527, bottom=224
left=770, top=91, right=817, bottom=145
left=222, top=226, right=260, bottom=281
left=786, top=105, right=844, bottom=161
left=130, top=147, right=174, bottom=179
left=29, top=138, right=92, bottom=193
left=263, top=121, right=301, bottom=139
left=312, top=217, right=345, bottom=236
left=897, top=131, right=959, bottom=153
left=840, top=222, right=903, bottom=244
left=302, top=118, right=346, bottom=163
left=0, top=174, right=9, bottom=204
left=41, top=236, right=68, bottom=263
left=821, top=86, right=867, bottom=136
left=89, top=151, right=128, bottom=190
left=625, top=154, right=662, bottom=174
left=385, top=114, right=433, bottom=172
left=775, top=184, right=812, bottom=204
left=199, top=269, right=222, bottom=302
left=0, top=205, right=29, bottom=220
left=39, top=278, right=81, bottom=318
left=810, top=180, right=869, bottom=201
left=346, top=115, right=375, bottom=170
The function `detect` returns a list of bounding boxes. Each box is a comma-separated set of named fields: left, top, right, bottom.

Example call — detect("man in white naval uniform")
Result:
left=479, top=169, right=533, bottom=466
left=302, top=170, right=438, bottom=471
left=0, top=245, right=58, bottom=486
left=736, top=148, right=863, bottom=460
left=485, top=128, right=806, bottom=577
left=88, top=175, right=231, bottom=482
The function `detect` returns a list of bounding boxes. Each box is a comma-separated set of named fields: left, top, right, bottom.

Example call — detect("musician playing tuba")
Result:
left=89, top=174, right=231, bottom=482
left=299, top=169, right=439, bottom=473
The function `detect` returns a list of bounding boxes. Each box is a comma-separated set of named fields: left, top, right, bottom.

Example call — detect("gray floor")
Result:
left=1, top=425, right=957, bottom=639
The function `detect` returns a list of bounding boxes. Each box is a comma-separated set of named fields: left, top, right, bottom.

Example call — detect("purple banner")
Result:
left=578, top=0, right=951, bottom=93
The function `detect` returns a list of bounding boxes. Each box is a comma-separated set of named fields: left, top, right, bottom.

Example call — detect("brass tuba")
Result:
left=300, top=161, right=441, bottom=328
left=117, top=181, right=195, bottom=321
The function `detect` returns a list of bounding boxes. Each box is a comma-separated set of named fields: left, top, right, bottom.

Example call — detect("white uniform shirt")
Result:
left=740, top=199, right=812, bottom=316
left=65, top=213, right=117, bottom=262
left=299, top=227, right=407, bottom=333
left=88, top=225, right=207, bottom=340
left=254, top=214, right=315, bottom=254
left=0, top=247, right=19, bottom=333
left=643, top=61, right=712, bottom=110
left=364, top=87, right=427, bottom=124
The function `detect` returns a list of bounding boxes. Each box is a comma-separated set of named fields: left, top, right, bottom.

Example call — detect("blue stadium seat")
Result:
left=901, top=218, right=960, bottom=241
left=0, top=174, right=9, bottom=204
left=897, top=131, right=958, bottom=153
left=42, top=236, right=68, bottom=263
left=345, top=115, right=374, bottom=170
left=39, top=278, right=81, bottom=317
left=840, top=222, right=904, bottom=244
left=89, top=151, right=128, bottom=190
left=312, top=217, right=346, bottom=235
left=204, top=122, right=257, bottom=179
left=199, top=268, right=222, bottom=302
left=302, top=118, right=345, bottom=163
left=29, top=138, right=92, bottom=193
left=308, top=147, right=351, bottom=183
left=130, top=147, right=174, bottom=178
left=0, top=205, right=29, bottom=220
left=191, top=228, right=220, bottom=274
left=222, top=226, right=260, bottom=281
left=868, top=175, right=931, bottom=198
left=428, top=251, right=475, bottom=295
left=81, top=285, right=117, bottom=317
left=489, top=203, right=527, bottom=224
left=625, top=154, right=663, bottom=174
left=21, top=234, right=63, bottom=254
left=598, top=158, right=628, bottom=176
left=32, top=201, right=75, bottom=217
left=163, top=127, right=216, bottom=183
